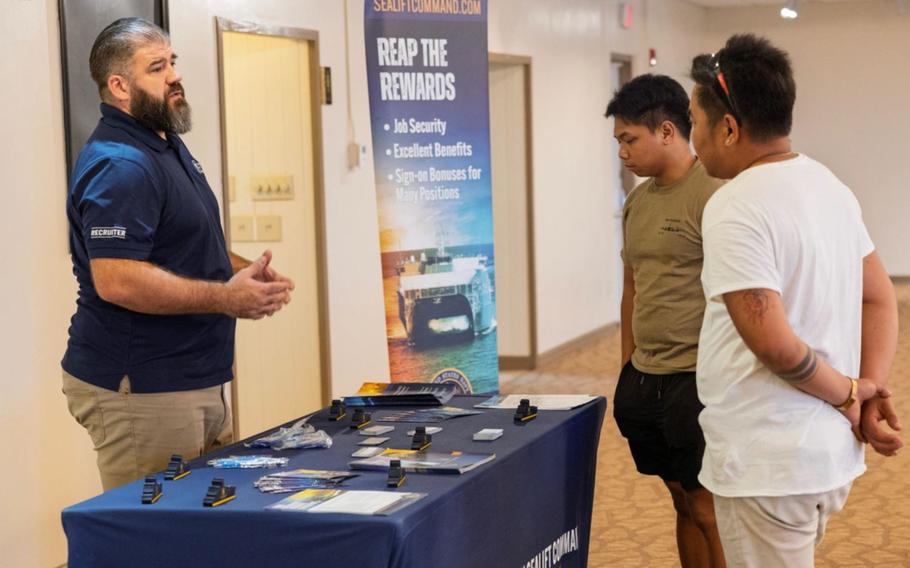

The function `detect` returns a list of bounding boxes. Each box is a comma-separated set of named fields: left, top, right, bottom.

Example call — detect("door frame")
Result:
left=215, top=17, right=333, bottom=438
left=610, top=54, right=636, bottom=196
left=488, top=53, right=538, bottom=371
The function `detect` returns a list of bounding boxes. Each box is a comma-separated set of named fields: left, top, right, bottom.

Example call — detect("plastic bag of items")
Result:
left=244, top=417, right=333, bottom=451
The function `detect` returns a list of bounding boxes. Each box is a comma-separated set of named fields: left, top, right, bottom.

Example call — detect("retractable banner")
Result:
left=364, top=0, right=499, bottom=394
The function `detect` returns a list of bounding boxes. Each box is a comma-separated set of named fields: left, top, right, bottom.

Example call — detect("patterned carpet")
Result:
left=500, top=283, right=910, bottom=567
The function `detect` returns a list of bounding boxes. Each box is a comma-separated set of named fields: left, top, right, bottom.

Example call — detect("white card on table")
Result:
left=473, top=428, right=503, bottom=441
left=359, top=426, right=395, bottom=436
left=351, top=446, right=385, bottom=458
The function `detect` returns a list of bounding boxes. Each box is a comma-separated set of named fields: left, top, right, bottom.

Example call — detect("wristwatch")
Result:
left=835, top=378, right=858, bottom=411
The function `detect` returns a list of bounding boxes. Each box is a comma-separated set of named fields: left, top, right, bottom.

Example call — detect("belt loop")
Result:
left=118, top=375, right=131, bottom=395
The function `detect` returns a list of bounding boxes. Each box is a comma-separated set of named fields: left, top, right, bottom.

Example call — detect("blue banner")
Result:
left=364, top=0, right=498, bottom=394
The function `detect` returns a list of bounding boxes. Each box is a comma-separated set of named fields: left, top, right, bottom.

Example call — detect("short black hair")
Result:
left=90, top=18, right=170, bottom=102
left=691, top=34, right=796, bottom=141
left=605, top=74, right=692, bottom=140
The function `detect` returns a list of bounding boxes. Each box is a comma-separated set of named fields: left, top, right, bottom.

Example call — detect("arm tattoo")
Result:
left=777, top=344, right=819, bottom=384
left=742, top=289, right=770, bottom=325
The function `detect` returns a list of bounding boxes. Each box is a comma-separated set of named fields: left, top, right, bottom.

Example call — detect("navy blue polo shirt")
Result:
left=62, top=104, right=235, bottom=393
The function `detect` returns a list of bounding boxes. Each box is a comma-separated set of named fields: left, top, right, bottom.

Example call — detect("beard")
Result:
left=130, top=82, right=192, bottom=134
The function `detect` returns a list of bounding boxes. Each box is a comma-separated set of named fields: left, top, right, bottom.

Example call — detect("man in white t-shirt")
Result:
left=687, top=34, right=902, bottom=567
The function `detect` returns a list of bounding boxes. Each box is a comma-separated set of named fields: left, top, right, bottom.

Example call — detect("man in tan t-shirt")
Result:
left=606, top=74, right=725, bottom=568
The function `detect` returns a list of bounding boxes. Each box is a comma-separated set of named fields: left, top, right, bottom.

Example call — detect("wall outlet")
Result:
left=230, top=215, right=254, bottom=242
left=256, top=214, right=283, bottom=242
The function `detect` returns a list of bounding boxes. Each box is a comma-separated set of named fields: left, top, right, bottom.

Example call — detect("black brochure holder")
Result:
left=203, top=478, right=236, bottom=507
left=410, top=426, right=432, bottom=451
left=514, top=399, right=538, bottom=423
left=164, top=454, right=190, bottom=481
left=351, top=408, right=372, bottom=429
left=387, top=459, right=406, bottom=488
left=329, top=399, right=347, bottom=421
left=141, top=475, right=163, bottom=504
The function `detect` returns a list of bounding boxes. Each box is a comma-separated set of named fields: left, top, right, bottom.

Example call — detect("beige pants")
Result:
left=714, top=483, right=852, bottom=568
left=63, top=371, right=233, bottom=490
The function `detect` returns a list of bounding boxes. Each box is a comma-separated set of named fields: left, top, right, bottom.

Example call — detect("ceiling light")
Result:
left=780, top=0, right=799, bottom=19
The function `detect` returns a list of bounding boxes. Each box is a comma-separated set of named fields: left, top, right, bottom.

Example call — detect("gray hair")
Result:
left=89, top=18, right=170, bottom=102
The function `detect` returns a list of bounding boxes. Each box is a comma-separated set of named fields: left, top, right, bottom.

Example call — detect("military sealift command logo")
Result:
left=432, top=368, right=473, bottom=394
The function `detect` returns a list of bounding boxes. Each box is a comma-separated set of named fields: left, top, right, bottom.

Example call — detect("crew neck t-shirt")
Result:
left=697, top=154, right=873, bottom=496
left=622, top=159, right=723, bottom=374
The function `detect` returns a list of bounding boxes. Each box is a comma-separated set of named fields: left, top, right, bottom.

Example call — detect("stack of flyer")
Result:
left=267, top=489, right=426, bottom=515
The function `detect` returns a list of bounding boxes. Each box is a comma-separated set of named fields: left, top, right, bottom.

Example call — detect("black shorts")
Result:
left=613, top=361, right=706, bottom=491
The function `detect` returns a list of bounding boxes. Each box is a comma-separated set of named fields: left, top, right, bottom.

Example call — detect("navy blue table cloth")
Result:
left=63, top=395, right=606, bottom=567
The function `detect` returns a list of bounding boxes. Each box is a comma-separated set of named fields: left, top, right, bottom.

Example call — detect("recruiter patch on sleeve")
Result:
left=90, top=226, right=127, bottom=239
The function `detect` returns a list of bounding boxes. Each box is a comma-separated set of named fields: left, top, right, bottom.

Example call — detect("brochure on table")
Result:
left=475, top=394, right=597, bottom=411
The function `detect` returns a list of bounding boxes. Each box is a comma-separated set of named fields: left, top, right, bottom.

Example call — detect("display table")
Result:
left=63, top=395, right=606, bottom=567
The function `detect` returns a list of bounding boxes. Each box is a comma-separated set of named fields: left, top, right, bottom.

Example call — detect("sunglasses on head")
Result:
left=708, top=53, right=741, bottom=124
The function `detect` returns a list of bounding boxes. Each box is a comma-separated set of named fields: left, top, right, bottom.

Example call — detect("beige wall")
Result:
left=704, top=0, right=910, bottom=275
left=0, top=1, right=96, bottom=567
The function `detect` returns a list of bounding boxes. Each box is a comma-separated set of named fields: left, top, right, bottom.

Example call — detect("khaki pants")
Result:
left=714, top=483, right=852, bottom=568
left=63, top=371, right=233, bottom=490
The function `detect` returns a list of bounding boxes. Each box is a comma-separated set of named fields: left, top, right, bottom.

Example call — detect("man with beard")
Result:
left=62, top=18, right=295, bottom=490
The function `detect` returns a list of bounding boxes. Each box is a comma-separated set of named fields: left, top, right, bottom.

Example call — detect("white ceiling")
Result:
left=686, top=0, right=874, bottom=7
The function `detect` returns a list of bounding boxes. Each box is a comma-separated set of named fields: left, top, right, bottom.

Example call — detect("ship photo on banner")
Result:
left=364, top=0, right=498, bottom=394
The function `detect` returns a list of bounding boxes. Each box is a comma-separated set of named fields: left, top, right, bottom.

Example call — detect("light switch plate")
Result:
left=251, top=175, right=294, bottom=201
left=230, top=215, right=254, bottom=242
left=256, top=214, right=282, bottom=242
